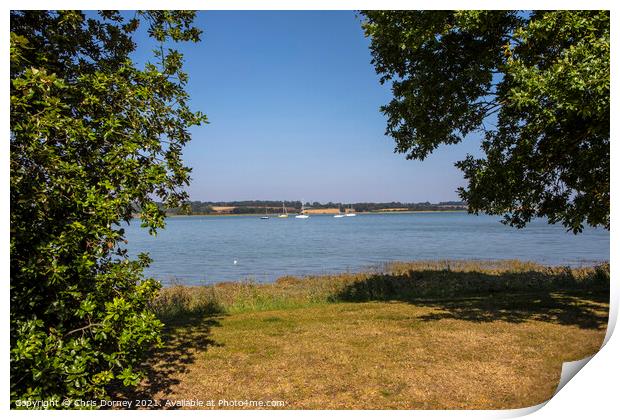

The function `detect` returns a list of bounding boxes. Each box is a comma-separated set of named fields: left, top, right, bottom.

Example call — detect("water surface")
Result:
left=124, top=212, right=609, bottom=285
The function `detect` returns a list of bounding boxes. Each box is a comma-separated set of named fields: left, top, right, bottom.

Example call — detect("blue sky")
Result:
left=135, top=11, right=482, bottom=203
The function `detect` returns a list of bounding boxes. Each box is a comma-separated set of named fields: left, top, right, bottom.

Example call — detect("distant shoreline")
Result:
left=136, top=209, right=470, bottom=218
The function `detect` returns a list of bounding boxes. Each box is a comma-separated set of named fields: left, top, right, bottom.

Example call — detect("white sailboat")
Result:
left=295, top=202, right=310, bottom=219
left=334, top=203, right=345, bottom=218
left=345, top=204, right=356, bottom=217
left=260, top=206, right=269, bottom=219
left=278, top=202, right=288, bottom=218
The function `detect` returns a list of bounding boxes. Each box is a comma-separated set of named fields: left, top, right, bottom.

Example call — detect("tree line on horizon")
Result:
left=156, top=200, right=467, bottom=215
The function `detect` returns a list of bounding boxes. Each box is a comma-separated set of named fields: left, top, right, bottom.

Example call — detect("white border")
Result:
left=2, top=1, right=617, bottom=419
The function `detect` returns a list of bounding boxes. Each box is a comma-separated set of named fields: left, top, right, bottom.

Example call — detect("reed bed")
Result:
left=152, top=260, right=609, bottom=322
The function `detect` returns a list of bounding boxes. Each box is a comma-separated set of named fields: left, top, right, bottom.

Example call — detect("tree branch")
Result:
left=64, top=323, right=103, bottom=337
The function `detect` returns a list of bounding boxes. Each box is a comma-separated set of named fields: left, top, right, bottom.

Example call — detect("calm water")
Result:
left=124, top=212, right=609, bottom=285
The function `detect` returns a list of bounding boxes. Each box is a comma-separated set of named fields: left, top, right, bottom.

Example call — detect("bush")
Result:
left=10, top=11, right=206, bottom=405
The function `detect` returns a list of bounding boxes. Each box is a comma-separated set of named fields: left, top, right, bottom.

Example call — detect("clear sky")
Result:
left=135, top=11, right=482, bottom=203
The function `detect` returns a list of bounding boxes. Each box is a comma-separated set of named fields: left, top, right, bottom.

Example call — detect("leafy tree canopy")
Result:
left=10, top=10, right=207, bottom=404
left=361, top=11, right=609, bottom=233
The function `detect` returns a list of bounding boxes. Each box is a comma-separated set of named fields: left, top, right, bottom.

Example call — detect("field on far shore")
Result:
left=120, top=260, right=609, bottom=410
left=156, top=209, right=469, bottom=217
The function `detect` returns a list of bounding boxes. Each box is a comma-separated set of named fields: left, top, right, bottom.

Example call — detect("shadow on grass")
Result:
left=111, top=311, right=224, bottom=409
left=332, top=268, right=610, bottom=330
left=414, top=290, right=609, bottom=329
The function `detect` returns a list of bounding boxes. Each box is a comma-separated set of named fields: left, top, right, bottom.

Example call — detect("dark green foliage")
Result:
left=334, top=264, right=610, bottom=302
left=362, top=11, right=609, bottom=233
left=10, top=11, right=207, bottom=404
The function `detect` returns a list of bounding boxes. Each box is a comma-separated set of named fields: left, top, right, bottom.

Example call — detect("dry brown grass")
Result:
left=302, top=208, right=342, bottom=214
left=210, top=206, right=236, bottom=212
left=134, top=260, right=609, bottom=410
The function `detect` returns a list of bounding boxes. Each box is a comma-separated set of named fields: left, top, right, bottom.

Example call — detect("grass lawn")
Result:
left=126, top=261, right=609, bottom=409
